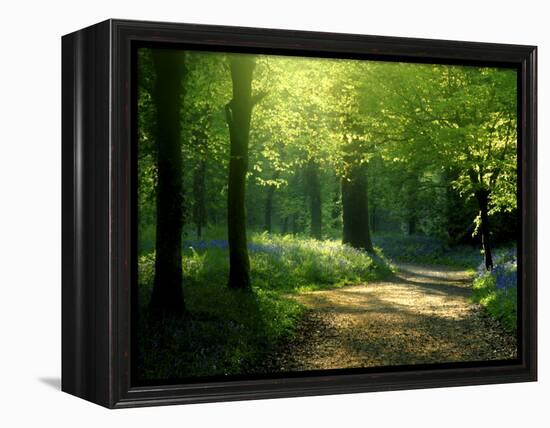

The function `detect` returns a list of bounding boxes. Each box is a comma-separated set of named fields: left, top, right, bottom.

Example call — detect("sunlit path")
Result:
left=264, top=264, right=517, bottom=371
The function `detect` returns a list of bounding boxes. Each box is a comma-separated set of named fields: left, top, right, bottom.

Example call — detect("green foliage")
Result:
left=138, top=48, right=518, bottom=248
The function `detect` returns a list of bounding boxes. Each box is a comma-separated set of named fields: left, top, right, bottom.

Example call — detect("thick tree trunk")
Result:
left=193, top=160, right=207, bottom=239
left=150, top=50, right=186, bottom=315
left=226, top=56, right=257, bottom=290
left=475, top=189, right=494, bottom=270
left=342, top=163, right=374, bottom=252
left=305, top=160, right=322, bottom=239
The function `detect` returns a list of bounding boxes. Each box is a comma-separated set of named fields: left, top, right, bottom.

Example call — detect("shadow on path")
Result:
left=263, top=263, right=517, bottom=372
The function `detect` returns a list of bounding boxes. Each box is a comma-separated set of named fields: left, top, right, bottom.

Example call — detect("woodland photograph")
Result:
left=135, top=47, right=519, bottom=382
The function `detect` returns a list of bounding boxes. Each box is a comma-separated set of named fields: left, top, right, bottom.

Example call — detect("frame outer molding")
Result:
left=62, top=19, right=112, bottom=407
left=62, top=19, right=537, bottom=409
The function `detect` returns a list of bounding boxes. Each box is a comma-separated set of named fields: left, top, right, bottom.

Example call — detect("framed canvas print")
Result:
left=62, top=19, right=537, bottom=408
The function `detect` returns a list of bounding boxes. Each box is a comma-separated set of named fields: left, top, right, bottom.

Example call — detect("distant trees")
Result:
left=369, top=63, right=517, bottom=268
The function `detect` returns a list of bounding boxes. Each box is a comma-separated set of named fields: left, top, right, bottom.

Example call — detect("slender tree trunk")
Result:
left=225, top=56, right=257, bottom=290
left=282, top=216, right=289, bottom=235
left=193, top=159, right=207, bottom=239
left=292, top=214, right=298, bottom=236
left=475, top=189, right=494, bottom=270
left=264, top=186, right=274, bottom=233
left=264, top=171, right=279, bottom=233
left=150, top=50, right=186, bottom=315
left=342, top=163, right=374, bottom=252
left=331, top=181, right=341, bottom=229
left=408, top=213, right=417, bottom=235
left=370, top=203, right=377, bottom=234
left=305, top=160, right=322, bottom=239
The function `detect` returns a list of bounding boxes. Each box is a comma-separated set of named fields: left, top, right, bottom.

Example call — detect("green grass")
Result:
left=472, top=274, right=517, bottom=333
left=137, top=285, right=303, bottom=379
left=137, top=233, right=392, bottom=380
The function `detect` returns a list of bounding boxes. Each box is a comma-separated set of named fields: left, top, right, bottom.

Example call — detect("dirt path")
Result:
left=265, top=263, right=517, bottom=372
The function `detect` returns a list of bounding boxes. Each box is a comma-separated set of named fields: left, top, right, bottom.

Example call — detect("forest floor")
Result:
left=262, top=263, right=517, bottom=371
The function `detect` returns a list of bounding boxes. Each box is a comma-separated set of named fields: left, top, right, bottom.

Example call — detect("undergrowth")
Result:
left=472, top=248, right=517, bottom=333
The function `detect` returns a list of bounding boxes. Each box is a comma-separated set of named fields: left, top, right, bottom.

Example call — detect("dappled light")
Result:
left=135, top=47, right=518, bottom=381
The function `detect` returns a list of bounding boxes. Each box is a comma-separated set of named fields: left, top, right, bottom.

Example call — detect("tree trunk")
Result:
left=342, top=163, right=374, bottom=252
left=264, top=187, right=274, bottom=233
left=331, top=181, right=341, bottom=229
left=292, top=214, right=298, bottom=236
left=282, top=216, right=289, bottom=235
left=408, top=213, right=417, bottom=235
left=370, top=203, right=377, bottom=234
left=264, top=171, right=279, bottom=233
left=225, top=56, right=257, bottom=290
left=150, top=50, right=186, bottom=315
left=475, top=189, right=494, bottom=270
left=193, top=159, right=207, bottom=239
left=305, top=160, right=322, bottom=239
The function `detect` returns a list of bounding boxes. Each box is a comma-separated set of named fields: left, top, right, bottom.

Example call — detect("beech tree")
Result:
left=225, top=55, right=265, bottom=290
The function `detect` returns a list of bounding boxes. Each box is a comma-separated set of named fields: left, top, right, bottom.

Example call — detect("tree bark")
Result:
left=150, top=50, right=186, bottom=315
left=342, top=163, right=374, bottom=252
left=225, top=56, right=257, bottom=290
left=305, top=160, right=322, bottom=239
left=475, top=189, right=494, bottom=270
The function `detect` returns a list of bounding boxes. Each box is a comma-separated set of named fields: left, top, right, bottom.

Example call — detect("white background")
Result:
left=0, top=0, right=546, bottom=426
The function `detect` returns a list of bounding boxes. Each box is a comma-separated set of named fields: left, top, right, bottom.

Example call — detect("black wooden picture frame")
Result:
left=61, top=19, right=537, bottom=408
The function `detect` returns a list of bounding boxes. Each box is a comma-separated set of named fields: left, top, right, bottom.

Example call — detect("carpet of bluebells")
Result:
left=472, top=247, right=517, bottom=332
left=136, top=233, right=392, bottom=379
left=373, top=234, right=482, bottom=268
left=139, top=233, right=392, bottom=299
